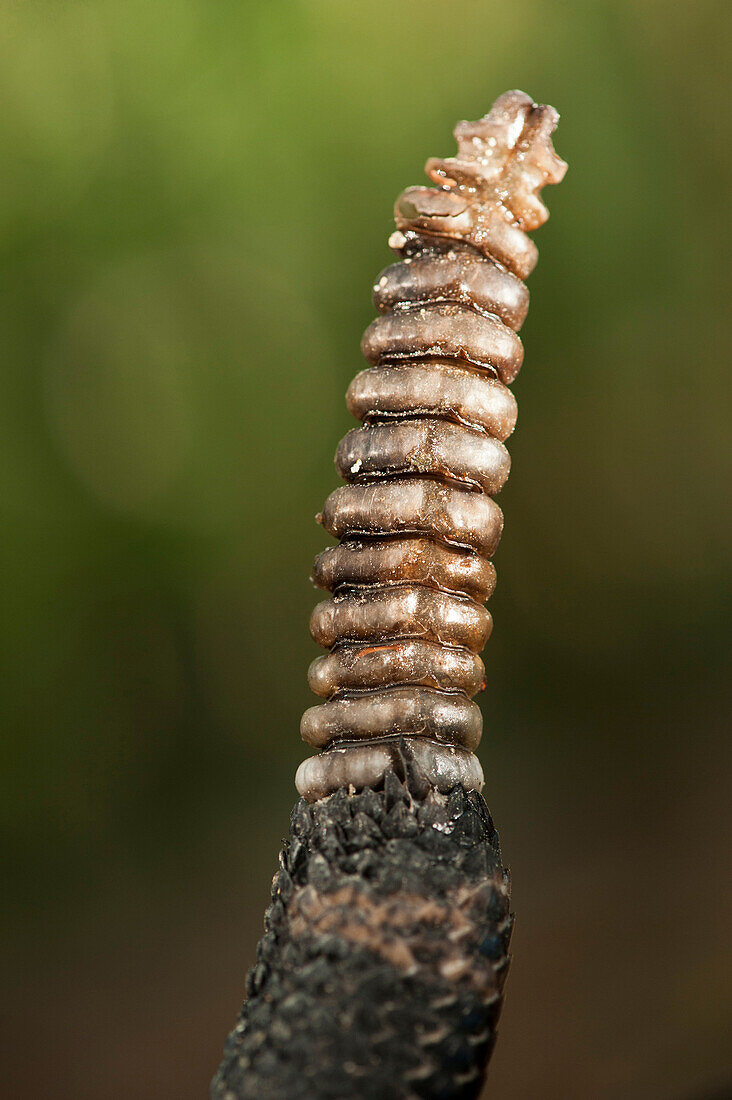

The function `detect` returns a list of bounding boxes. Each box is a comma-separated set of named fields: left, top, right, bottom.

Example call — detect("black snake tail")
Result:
left=212, top=762, right=513, bottom=1100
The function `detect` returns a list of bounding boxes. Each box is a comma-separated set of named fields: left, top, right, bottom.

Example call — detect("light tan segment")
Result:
left=295, top=737, right=484, bottom=801
left=395, top=90, right=567, bottom=278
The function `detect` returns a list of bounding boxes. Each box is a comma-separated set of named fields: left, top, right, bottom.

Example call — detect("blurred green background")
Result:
left=2, top=1, right=730, bottom=1096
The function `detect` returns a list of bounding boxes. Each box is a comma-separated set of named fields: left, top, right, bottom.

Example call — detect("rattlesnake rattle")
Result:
left=213, top=91, right=566, bottom=1099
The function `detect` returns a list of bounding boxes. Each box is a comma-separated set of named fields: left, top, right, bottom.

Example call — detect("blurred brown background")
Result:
left=2, top=1, right=730, bottom=1097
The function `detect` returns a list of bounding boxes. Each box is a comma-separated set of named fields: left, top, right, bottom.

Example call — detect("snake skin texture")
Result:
left=212, top=756, right=511, bottom=1100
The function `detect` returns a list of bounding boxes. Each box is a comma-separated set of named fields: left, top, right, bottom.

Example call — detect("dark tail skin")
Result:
left=211, top=755, right=511, bottom=1100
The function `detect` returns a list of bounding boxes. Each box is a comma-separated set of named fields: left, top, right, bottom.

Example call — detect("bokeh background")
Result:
left=2, top=1, right=730, bottom=1097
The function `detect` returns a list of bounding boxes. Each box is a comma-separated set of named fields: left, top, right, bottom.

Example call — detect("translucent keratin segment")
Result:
left=319, top=480, right=504, bottom=558
left=336, top=419, right=511, bottom=496
left=361, top=303, right=524, bottom=385
left=312, top=538, right=497, bottom=603
left=295, top=737, right=485, bottom=803
left=308, top=640, right=485, bottom=698
left=372, top=243, right=529, bottom=331
left=309, top=585, right=492, bottom=652
left=346, top=362, right=518, bottom=441
left=301, top=686, right=483, bottom=752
